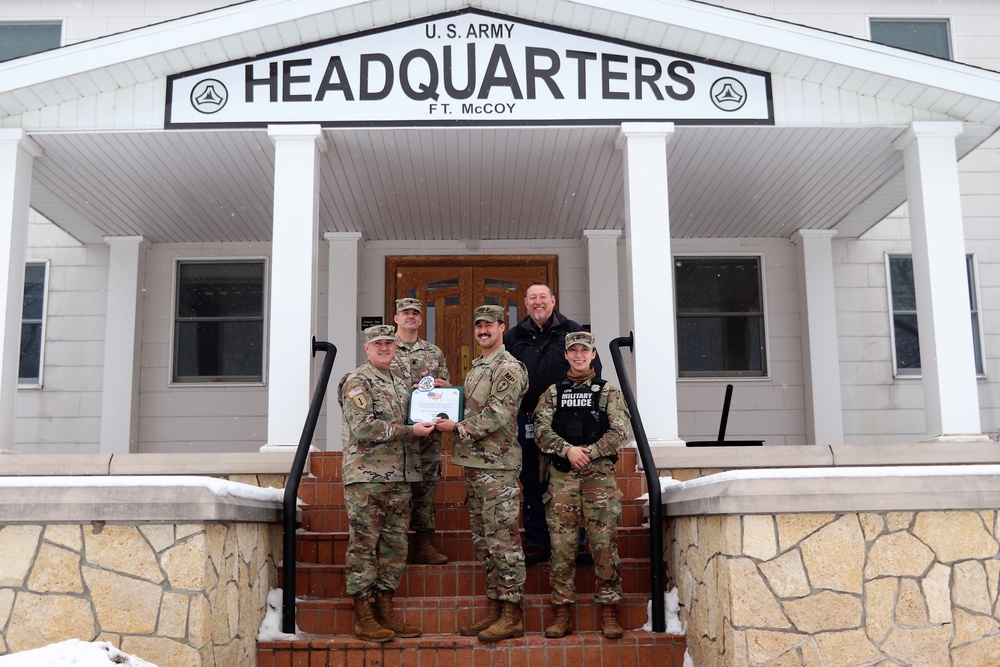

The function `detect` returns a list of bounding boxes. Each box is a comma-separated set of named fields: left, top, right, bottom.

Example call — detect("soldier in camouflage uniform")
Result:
left=391, top=297, right=452, bottom=565
left=338, top=325, right=436, bottom=643
left=435, top=305, right=528, bottom=642
left=532, top=331, right=631, bottom=640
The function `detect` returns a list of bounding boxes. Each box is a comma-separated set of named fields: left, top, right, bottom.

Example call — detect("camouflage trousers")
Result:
left=344, top=481, right=411, bottom=597
left=410, top=432, right=442, bottom=533
left=544, top=458, right=623, bottom=605
left=465, top=467, right=526, bottom=603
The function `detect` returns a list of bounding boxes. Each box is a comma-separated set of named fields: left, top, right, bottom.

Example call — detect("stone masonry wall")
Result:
left=669, top=511, right=1000, bottom=667
left=0, top=520, right=280, bottom=667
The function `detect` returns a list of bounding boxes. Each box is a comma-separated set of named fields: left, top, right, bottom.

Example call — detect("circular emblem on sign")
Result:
left=190, top=79, right=228, bottom=114
left=709, top=77, right=748, bottom=112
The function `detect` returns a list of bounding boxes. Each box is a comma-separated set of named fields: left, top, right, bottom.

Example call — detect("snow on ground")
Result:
left=0, top=640, right=158, bottom=666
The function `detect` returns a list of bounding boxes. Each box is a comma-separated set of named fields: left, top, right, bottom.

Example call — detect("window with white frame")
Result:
left=19, top=261, right=48, bottom=387
left=674, top=256, right=767, bottom=377
left=869, top=18, right=952, bottom=60
left=887, top=254, right=983, bottom=375
left=0, top=21, right=62, bottom=63
left=173, top=259, right=266, bottom=383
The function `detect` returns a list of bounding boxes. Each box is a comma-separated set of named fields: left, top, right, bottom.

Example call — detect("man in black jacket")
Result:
left=503, top=283, right=600, bottom=565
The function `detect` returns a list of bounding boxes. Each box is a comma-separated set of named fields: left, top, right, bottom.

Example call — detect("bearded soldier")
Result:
left=338, top=325, right=436, bottom=642
left=391, top=297, right=452, bottom=565
left=435, top=305, right=528, bottom=643
left=533, top=331, right=631, bottom=640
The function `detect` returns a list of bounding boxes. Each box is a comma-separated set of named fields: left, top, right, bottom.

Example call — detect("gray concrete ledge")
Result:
left=0, top=451, right=297, bottom=476
left=0, top=482, right=283, bottom=523
left=650, top=441, right=1000, bottom=470
left=664, top=465, right=1000, bottom=516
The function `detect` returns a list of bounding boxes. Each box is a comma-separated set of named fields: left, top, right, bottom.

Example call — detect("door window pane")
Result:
left=870, top=19, right=951, bottom=59
left=0, top=22, right=62, bottom=62
left=19, top=262, right=48, bottom=386
left=675, top=257, right=766, bottom=377
left=174, top=260, right=265, bottom=383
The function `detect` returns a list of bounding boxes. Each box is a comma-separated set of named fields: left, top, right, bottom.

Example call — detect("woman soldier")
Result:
left=532, top=331, right=631, bottom=640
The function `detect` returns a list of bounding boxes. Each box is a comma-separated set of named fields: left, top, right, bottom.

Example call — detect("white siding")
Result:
left=13, top=211, right=107, bottom=453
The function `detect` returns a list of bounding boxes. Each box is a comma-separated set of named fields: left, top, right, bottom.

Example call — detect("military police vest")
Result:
left=550, top=379, right=614, bottom=472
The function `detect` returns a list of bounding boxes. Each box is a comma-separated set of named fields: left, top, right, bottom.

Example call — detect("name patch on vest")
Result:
left=559, top=390, right=596, bottom=409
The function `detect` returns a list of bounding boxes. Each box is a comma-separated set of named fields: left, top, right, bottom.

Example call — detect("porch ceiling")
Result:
left=31, top=122, right=985, bottom=245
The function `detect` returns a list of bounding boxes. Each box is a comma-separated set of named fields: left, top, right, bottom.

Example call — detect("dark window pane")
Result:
left=175, top=321, right=263, bottom=379
left=677, top=316, right=764, bottom=375
left=19, top=322, right=41, bottom=380
left=675, top=258, right=761, bottom=313
left=174, top=260, right=265, bottom=382
left=675, top=257, right=766, bottom=376
left=889, top=256, right=916, bottom=311
left=0, top=23, right=62, bottom=62
left=22, top=263, right=45, bottom=320
left=870, top=19, right=951, bottom=59
left=893, top=313, right=921, bottom=371
left=177, top=262, right=263, bottom=318
left=428, top=279, right=460, bottom=291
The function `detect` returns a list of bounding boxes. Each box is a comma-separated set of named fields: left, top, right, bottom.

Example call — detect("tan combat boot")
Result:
left=601, top=604, right=624, bottom=639
left=353, top=595, right=395, bottom=642
left=413, top=530, right=448, bottom=564
left=544, top=604, right=573, bottom=638
left=374, top=595, right=421, bottom=638
left=478, top=601, right=524, bottom=642
left=459, top=598, right=502, bottom=636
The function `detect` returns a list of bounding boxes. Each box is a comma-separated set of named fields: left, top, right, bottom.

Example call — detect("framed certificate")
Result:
left=408, top=386, right=464, bottom=423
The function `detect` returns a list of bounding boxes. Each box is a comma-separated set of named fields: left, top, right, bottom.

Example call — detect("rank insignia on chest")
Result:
left=347, top=385, right=369, bottom=410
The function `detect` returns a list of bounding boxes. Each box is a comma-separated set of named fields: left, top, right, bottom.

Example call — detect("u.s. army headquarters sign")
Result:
left=165, top=8, right=773, bottom=128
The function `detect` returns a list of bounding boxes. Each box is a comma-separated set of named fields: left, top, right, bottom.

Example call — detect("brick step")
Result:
left=257, top=629, right=687, bottom=667
left=295, top=525, right=657, bottom=566
left=283, top=557, right=665, bottom=599
left=300, top=498, right=650, bottom=533
left=304, top=447, right=648, bottom=484
left=289, top=593, right=656, bottom=636
left=298, top=472, right=649, bottom=506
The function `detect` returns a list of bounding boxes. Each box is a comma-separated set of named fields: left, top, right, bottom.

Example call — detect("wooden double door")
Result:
left=386, top=255, right=557, bottom=384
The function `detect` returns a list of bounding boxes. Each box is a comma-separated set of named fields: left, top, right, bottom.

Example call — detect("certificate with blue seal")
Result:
left=408, top=385, right=464, bottom=423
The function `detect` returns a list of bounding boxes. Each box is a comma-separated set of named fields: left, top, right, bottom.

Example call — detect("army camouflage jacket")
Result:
left=338, top=362, right=421, bottom=485
left=533, top=378, right=631, bottom=461
left=451, top=346, right=528, bottom=470
left=392, top=337, right=451, bottom=386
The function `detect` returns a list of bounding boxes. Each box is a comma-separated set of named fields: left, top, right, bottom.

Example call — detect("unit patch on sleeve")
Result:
left=346, top=385, right=369, bottom=411
left=492, top=369, right=517, bottom=398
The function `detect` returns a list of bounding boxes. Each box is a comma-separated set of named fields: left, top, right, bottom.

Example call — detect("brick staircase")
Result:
left=257, top=447, right=686, bottom=666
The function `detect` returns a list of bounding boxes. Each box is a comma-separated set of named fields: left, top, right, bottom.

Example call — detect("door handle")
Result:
left=461, top=345, right=471, bottom=378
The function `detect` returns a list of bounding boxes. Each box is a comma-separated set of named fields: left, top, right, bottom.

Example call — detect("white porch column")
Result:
left=0, top=129, right=41, bottom=451
left=583, top=229, right=623, bottom=387
left=325, top=231, right=362, bottom=452
left=265, top=125, right=326, bottom=449
left=894, top=121, right=986, bottom=442
left=618, top=123, right=684, bottom=447
left=792, top=230, right=844, bottom=445
left=99, top=236, right=149, bottom=453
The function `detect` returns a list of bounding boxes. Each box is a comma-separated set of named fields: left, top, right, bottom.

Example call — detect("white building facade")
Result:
left=3, top=0, right=1000, bottom=455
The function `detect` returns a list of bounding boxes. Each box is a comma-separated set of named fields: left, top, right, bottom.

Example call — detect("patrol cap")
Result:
left=364, top=324, right=397, bottom=343
left=565, top=331, right=596, bottom=350
left=395, top=297, right=423, bottom=313
left=474, top=304, right=505, bottom=323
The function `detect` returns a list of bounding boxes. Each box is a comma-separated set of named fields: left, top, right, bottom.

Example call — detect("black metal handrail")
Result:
left=282, top=338, right=338, bottom=634
left=609, top=332, right=666, bottom=633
